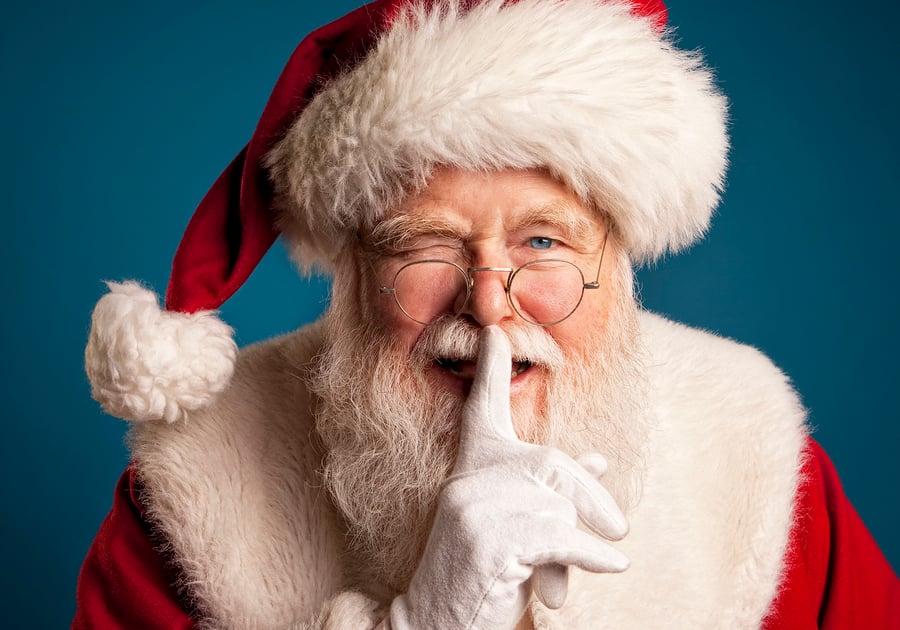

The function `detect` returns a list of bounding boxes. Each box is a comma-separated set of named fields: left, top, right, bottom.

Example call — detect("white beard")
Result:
left=309, top=252, right=650, bottom=598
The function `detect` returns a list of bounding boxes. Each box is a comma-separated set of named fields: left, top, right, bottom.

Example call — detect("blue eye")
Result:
left=529, top=236, right=554, bottom=250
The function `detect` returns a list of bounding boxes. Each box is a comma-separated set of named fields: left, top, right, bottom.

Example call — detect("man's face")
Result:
left=365, top=168, right=619, bottom=437
left=312, top=167, right=647, bottom=594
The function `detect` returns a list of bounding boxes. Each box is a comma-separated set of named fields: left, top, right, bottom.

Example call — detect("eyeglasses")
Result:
left=377, top=237, right=607, bottom=326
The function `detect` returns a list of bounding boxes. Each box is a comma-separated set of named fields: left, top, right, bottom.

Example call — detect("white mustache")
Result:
left=411, top=318, right=564, bottom=370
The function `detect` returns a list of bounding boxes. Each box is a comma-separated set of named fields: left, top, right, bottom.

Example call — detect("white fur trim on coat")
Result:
left=85, top=281, right=237, bottom=423
left=266, top=0, right=729, bottom=269
left=127, top=312, right=807, bottom=628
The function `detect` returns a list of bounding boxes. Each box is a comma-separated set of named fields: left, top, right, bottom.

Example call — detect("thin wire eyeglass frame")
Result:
left=378, top=230, right=609, bottom=326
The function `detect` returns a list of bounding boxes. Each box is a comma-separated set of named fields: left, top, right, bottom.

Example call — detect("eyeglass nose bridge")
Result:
left=463, top=267, right=516, bottom=298
left=464, top=266, right=514, bottom=288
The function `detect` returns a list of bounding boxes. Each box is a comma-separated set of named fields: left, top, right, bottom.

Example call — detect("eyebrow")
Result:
left=366, top=214, right=468, bottom=255
left=508, top=202, right=601, bottom=246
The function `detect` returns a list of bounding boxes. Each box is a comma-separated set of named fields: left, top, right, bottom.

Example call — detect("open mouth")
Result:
left=434, top=357, right=534, bottom=379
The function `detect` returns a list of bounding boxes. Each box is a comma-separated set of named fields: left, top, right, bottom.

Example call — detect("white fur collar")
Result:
left=129, top=312, right=806, bottom=628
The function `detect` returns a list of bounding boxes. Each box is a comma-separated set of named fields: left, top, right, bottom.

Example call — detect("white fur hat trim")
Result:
left=85, top=281, right=237, bottom=423
left=266, top=0, right=729, bottom=267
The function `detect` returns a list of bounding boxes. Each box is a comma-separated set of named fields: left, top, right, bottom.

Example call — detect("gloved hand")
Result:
left=387, top=325, right=630, bottom=630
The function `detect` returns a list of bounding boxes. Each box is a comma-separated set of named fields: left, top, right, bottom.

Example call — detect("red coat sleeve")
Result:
left=764, top=438, right=900, bottom=629
left=73, top=467, right=196, bottom=629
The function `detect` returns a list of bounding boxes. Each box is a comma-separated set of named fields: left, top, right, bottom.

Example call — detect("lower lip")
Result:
left=428, top=362, right=539, bottom=397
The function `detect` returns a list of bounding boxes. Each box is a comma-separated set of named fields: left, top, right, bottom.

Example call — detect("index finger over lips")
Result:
left=460, top=326, right=518, bottom=443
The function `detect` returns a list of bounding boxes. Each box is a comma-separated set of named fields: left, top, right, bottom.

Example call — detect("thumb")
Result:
left=461, top=326, right=517, bottom=444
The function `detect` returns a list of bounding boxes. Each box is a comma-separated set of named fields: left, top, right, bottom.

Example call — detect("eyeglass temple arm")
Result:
left=365, top=251, right=395, bottom=294
left=584, top=226, right=610, bottom=290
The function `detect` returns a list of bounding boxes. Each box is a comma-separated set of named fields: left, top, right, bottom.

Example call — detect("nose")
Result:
left=458, top=267, right=515, bottom=326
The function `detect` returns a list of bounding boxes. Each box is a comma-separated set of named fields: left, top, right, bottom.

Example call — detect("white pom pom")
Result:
left=85, top=281, right=238, bottom=423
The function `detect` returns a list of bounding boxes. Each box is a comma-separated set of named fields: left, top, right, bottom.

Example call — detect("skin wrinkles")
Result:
left=367, top=194, right=605, bottom=264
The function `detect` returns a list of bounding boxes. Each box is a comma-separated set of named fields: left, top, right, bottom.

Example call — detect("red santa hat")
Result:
left=85, top=0, right=728, bottom=423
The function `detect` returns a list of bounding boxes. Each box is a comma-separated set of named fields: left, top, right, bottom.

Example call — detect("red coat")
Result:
left=73, top=438, right=899, bottom=629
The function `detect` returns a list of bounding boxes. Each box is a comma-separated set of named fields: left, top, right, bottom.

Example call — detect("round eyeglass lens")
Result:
left=392, top=260, right=469, bottom=324
left=509, top=259, right=586, bottom=325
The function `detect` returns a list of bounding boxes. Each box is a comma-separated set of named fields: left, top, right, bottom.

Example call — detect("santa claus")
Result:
left=74, top=0, right=898, bottom=628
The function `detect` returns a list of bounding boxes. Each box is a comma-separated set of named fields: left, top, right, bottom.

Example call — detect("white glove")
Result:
left=387, top=326, right=629, bottom=630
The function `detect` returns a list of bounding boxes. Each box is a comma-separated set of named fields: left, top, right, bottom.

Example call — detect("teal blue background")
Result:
left=2, top=1, right=897, bottom=626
